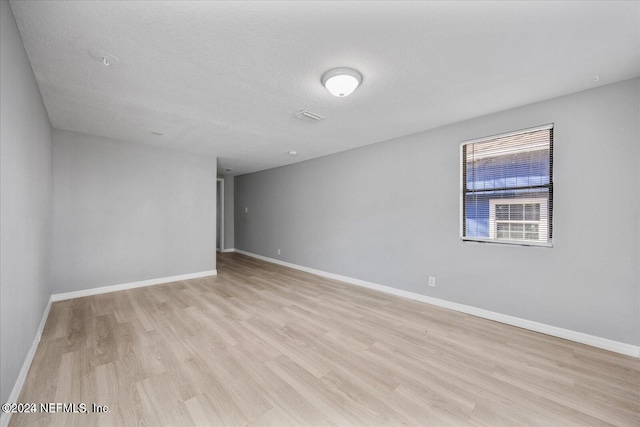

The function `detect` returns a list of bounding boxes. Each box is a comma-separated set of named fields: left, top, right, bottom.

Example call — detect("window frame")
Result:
left=459, top=124, right=554, bottom=248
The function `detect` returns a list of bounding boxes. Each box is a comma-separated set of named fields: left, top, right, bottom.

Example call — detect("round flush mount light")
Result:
left=322, top=67, right=362, bottom=97
left=288, top=151, right=298, bottom=156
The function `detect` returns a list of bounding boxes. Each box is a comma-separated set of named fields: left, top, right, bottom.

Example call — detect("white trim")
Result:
left=221, top=248, right=236, bottom=253
left=460, top=237, right=553, bottom=248
left=0, top=296, right=53, bottom=427
left=51, top=270, right=217, bottom=302
left=461, top=123, right=554, bottom=145
left=234, top=249, right=640, bottom=358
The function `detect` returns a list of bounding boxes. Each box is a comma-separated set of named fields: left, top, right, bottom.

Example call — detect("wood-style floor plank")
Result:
left=9, top=252, right=640, bottom=426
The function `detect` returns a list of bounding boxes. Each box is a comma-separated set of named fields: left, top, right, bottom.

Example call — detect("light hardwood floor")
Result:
left=10, top=253, right=640, bottom=426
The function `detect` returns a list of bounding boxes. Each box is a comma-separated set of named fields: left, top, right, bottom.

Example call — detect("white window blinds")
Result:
left=461, top=124, right=553, bottom=246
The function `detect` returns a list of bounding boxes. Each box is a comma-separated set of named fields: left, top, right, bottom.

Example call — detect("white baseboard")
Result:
left=0, top=296, right=53, bottom=427
left=234, top=249, right=640, bottom=358
left=221, top=248, right=236, bottom=253
left=52, top=270, right=217, bottom=302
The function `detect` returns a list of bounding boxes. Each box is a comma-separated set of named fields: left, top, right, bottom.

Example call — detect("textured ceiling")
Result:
left=9, top=1, right=640, bottom=176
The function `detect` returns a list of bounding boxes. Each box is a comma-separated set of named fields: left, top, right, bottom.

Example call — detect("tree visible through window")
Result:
left=461, top=125, right=553, bottom=246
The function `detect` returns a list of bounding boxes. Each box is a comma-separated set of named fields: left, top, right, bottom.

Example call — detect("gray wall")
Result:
left=235, top=78, right=640, bottom=346
left=52, top=130, right=217, bottom=293
left=0, top=0, right=53, bottom=403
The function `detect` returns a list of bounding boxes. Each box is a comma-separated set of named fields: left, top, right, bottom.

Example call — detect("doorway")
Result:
left=216, top=178, right=224, bottom=252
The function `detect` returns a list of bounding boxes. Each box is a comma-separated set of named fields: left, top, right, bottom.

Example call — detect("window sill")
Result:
left=461, top=237, right=553, bottom=248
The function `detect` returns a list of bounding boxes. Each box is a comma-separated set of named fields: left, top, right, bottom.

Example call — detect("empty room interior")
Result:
left=1, top=1, right=639, bottom=426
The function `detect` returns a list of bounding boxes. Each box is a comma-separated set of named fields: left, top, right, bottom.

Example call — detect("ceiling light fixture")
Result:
left=322, top=67, right=362, bottom=97
left=288, top=151, right=298, bottom=156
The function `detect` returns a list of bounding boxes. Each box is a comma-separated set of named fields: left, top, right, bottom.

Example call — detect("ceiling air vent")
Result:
left=294, top=110, right=325, bottom=122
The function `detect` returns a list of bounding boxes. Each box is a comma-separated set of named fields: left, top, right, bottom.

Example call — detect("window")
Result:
left=461, top=124, right=553, bottom=246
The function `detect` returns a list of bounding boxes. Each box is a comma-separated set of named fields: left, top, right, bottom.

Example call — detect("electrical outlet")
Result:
left=244, top=207, right=248, bottom=213
left=277, top=249, right=281, bottom=255
left=428, top=276, right=436, bottom=287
